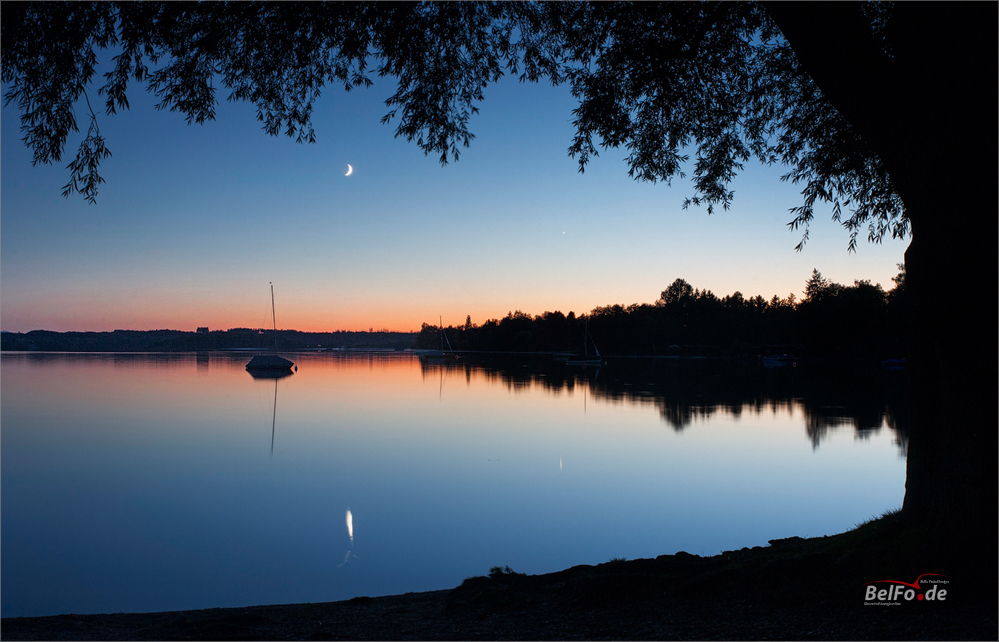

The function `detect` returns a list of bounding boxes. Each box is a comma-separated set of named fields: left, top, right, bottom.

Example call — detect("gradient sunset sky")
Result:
left=1, top=66, right=908, bottom=333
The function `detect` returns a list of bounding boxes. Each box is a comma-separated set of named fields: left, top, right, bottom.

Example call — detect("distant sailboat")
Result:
left=246, top=283, right=294, bottom=373
left=566, top=319, right=605, bottom=366
left=420, top=316, right=458, bottom=361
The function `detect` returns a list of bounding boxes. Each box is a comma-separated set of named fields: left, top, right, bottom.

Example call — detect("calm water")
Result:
left=1, top=352, right=906, bottom=617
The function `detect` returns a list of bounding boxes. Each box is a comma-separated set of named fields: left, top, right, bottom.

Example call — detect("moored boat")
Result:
left=420, top=316, right=459, bottom=361
left=246, top=283, right=294, bottom=374
left=246, top=354, right=295, bottom=372
left=566, top=319, right=605, bottom=366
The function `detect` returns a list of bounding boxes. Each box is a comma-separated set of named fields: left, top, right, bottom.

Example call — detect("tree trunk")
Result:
left=902, top=199, right=997, bottom=582
left=766, top=2, right=998, bottom=584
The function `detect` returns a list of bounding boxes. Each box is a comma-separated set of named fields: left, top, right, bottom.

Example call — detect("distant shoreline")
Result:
left=0, top=329, right=418, bottom=353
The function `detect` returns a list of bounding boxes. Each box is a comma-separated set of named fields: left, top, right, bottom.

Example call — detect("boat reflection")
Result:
left=247, top=369, right=294, bottom=380
left=248, top=368, right=292, bottom=455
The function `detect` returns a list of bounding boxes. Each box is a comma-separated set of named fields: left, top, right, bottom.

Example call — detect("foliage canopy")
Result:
left=2, top=1, right=909, bottom=249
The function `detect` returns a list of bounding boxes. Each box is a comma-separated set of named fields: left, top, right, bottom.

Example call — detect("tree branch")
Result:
left=761, top=3, right=903, bottom=176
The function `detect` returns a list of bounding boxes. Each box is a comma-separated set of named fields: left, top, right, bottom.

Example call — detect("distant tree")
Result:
left=889, top=263, right=906, bottom=298
left=658, top=278, right=694, bottom=306
left=803, top=269, right=830, bottom=302
left=883, top=263, right=910, bottom=356
left=723, top=291, right=744, bottom=309
left=3, top=1, right=995, bottom=577
left=799, top=276, right=889, bottom=359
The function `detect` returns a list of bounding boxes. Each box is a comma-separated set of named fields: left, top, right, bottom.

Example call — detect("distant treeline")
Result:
left=415, top=268, right=910, bottom=360
left=0, top=328, right=417, bottom=352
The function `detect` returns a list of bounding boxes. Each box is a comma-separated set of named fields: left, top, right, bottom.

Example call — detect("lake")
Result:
left=1, top=351, right=906, bottom=617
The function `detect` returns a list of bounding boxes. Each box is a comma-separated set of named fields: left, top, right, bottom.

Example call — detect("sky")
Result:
left=1, top=65, right=909, bottom=334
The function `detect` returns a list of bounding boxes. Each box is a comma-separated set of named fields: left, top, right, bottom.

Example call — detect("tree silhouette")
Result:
left=3, top=2, right=995, bottom=580
left=803, top=269, right=830, bottom=302
left=422, top=272, right=909, bottom=361
left=0, top=1, right=909, bottom=243
left=657, top=278, right=695, bottom=306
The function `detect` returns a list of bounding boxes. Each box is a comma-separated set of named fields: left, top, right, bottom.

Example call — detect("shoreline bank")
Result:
left=3, top=514, right=995, bottom=640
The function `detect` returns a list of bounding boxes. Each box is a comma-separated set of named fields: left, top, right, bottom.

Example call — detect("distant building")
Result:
left=196, top=327, right=209, bottom=334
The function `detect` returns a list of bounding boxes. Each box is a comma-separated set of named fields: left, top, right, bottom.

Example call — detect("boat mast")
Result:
left=586, top=320, right=601, bottom=358
left=271, top=282, right=278, bottom=353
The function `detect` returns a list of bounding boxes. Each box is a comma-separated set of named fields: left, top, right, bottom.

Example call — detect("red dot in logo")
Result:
left=917, top=593, right=924, bottom=601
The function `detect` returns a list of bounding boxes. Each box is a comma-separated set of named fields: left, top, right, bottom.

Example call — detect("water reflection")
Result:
left=420, top=355, right=908, bottom=454
left=247, top=369, right=294, bottom=380
left=2, top=351, right=907, bottom=617
left=245, top=368, right=293, bottom=455
left=336, top=509, right=359, bottom=568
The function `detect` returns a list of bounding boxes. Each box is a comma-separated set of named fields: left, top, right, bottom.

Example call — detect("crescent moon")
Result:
left=345, top=164, right=353, bottom=176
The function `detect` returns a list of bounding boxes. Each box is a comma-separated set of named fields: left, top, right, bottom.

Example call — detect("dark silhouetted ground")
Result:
left=3, top=514, right=995, bottom=640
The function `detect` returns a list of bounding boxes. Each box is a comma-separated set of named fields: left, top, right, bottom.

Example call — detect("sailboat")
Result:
left=246, top=283, right=295, bottom=373
left=420, top=316, right=459, bottom=361
left=566, top=319, right=605, bottom=366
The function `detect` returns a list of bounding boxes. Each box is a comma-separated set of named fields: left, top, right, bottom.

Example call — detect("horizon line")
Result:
left=1, top=327, right=421, bottom=335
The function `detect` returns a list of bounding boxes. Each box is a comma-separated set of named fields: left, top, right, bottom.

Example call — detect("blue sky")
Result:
left=1, top=69, right=908, bottom=333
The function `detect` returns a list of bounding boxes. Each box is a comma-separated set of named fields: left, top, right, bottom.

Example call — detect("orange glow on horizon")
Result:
left=3, top=304, right=607, bottom=334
